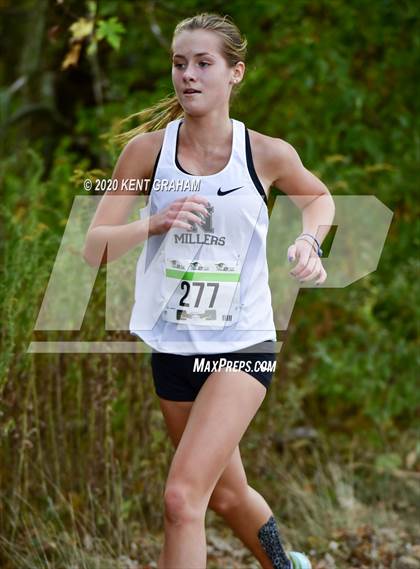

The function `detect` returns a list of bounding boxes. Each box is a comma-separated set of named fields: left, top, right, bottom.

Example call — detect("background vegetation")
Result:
left=0, top=0, right=418, bottom=567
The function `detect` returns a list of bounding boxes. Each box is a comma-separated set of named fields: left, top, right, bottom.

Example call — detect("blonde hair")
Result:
left=110, top=13, right=247, bottom=147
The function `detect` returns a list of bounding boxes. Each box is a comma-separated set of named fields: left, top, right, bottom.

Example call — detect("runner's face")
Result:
left=171, top=30, right=235, bottom=114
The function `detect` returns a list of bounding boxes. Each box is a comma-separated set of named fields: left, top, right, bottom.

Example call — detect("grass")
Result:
left=0, top=428, right=418, bottom=568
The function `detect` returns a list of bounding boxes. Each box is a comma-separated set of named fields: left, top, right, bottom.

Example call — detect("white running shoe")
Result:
left=288, top=551, right=312, bottom=569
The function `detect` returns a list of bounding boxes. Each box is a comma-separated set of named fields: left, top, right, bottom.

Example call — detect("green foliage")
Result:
left=96, top=17, right=125, bottom=51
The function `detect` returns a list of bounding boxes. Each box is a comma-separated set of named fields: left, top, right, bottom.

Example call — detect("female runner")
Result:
left=84, top=12, right=334, bottom=569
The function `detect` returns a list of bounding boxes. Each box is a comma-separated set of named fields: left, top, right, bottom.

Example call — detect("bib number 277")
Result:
left=162, top=258, right=241, bottom=326
left=179, top=280, right=219, bottom=309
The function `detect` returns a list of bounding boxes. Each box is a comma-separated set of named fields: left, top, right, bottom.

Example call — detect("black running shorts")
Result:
left=150, top=340, right=277, bottom=401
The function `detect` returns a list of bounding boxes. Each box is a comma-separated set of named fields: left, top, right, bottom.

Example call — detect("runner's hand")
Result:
left=149, top=195, right=210, bottom=236
left=287, top=239, right=327, bottom=286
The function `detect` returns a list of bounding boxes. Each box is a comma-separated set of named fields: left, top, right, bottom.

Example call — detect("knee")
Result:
left=163, top=484, right=203, bottom=525
left=208, top=484, right=249, bottom=516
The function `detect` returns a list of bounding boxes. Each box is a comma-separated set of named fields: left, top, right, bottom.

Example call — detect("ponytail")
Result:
left=109, top=93, right=184, bottom=148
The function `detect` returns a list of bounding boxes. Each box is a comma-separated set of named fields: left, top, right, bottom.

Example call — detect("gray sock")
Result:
left=257, top=514, right=291, bottom=569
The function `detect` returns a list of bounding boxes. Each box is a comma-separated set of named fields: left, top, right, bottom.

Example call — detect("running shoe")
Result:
left=287, top=551, right=312, bottom=569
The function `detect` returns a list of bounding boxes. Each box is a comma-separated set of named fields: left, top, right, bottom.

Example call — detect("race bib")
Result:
left=161, top=256, right=241, bottom=328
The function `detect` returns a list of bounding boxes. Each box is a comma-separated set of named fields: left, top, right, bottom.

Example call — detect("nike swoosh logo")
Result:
left=217, top=186, right=244, bottom=196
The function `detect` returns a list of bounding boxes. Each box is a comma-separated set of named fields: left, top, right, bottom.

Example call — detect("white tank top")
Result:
left=129, top=117, right=277, bottom=354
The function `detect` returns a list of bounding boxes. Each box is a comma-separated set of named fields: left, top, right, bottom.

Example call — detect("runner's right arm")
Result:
left=82, top=132, right=208, bottom=267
